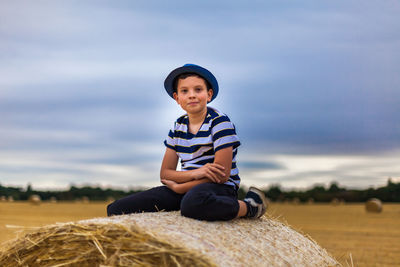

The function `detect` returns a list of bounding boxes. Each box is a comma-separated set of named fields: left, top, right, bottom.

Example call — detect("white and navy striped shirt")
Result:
left=164, top=107, right=241, bottom=189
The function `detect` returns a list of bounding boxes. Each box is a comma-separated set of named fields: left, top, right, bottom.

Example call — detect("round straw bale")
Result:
left=0, top=196, right=6, bottom=202
left=7, top=196, right=14, bottom=202
left=0, top=212, right=339, bottom=267
left=82, top=196, right=90, bottom=203
left=29, top=194, right=42, bottom=205
left=106, top=196, right=115, bottom=203
left=365, top=198, right=382, bottom=213
left=330, top=198, right=339, bottom=206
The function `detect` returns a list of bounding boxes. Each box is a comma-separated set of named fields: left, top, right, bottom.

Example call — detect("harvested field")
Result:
left=0, top=202, right=106, bottom=242
left=1, top=202, right=399, bottom=266
left=268, top=203, right=400, bottom=266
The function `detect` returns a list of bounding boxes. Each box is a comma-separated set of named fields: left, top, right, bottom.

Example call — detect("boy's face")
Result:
left=173, top=76, right=213, bottom=116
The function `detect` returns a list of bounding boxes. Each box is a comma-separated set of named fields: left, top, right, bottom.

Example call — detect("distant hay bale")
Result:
left=75, top=196, right=90, bottom=203
left=0, top=212, right=339, bottom=267
left=0, top=196, right=6, bottom=202
left=365, top=198, right=382, bottom=213
left=106, top=196, right=115, bottom=203
left=330, top=198, right=339, bottom=206
left=292, top=197, right=300, bottom=205
left=7, top=196, right=14, bottom=202
left=29, top=194, right=42, bottom=205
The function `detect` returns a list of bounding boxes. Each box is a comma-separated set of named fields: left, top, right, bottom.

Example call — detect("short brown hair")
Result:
left=173, top=72, right=212, bottom=93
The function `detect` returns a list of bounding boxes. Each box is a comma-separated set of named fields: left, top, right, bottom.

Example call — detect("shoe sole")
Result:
left=248, top=186, right=268, bottom=217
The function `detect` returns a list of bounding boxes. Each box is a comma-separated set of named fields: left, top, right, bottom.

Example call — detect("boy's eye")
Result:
left=180, top=89, right=188, bottom=93
left=195, top=87, right=203, bottom=92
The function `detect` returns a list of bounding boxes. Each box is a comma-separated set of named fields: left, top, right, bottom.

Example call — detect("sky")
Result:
left=1, top=0, right=399, bottom=191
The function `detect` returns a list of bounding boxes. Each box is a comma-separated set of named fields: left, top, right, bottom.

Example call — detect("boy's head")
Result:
left=164, top=64, right=219, bottom=102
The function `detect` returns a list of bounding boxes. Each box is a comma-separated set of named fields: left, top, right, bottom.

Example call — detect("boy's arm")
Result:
left=161, top=178, right=211, bottom=194
left=160, top=148, right=190, bottom=183
left=213, top=146, right=233, bottom=183
left=160, top=148, right=226, bottom=183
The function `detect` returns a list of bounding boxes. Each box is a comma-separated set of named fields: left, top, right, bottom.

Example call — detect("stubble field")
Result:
left=0, top=201, right=399, bottom=266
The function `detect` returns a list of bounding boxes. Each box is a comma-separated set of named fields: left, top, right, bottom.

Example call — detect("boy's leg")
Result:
left=107, top=186, right=183, bottom=216
left=180, top=183, right=239, bottom=221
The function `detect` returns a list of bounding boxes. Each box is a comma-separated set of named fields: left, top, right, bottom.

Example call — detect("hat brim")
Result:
left=164, top=65, right=219, bottom=102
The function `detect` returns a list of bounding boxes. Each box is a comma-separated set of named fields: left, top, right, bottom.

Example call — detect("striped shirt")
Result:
left=164, top=106, right=241, bottom=189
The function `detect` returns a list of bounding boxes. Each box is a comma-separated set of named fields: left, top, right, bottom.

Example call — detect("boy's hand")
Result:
left=192, top=163, right=225, bottom=183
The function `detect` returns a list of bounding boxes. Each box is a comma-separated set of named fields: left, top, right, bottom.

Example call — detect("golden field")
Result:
left=268, top=203, right=400, bottom=266
left=0, top=201, right=399, bottom=266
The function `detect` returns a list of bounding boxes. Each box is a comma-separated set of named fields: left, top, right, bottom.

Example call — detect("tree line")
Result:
left=0, top=179, right=399, bottom=202
left=257, top=178, right=400, bottom=203
left=0, top=184, right=143, bottom=202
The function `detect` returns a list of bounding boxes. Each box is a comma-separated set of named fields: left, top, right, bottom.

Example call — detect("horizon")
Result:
left=2, top=176, right=397, bottom=192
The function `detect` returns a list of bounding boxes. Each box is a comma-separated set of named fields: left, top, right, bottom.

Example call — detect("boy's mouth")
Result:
left=188, top=102, right=199, bottom=105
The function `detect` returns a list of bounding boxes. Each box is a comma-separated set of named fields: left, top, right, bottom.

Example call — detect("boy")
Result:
left=107, top=64, right=267, bottom=221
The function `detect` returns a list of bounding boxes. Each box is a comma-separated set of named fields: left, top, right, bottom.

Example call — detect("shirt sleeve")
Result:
left=211, top=115, right=241, bottom=152
left=164, top=122, right=176, bottom=150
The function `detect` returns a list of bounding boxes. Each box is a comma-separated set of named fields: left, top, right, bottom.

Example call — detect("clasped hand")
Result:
left=192, top=163, right=226, bottom=183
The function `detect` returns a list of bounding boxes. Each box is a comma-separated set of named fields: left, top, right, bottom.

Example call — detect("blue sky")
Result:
left=1, top=0, right=399, bottom=190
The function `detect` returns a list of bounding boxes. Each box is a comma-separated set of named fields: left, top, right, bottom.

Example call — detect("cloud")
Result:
left=239, top=151, right=400, bottom=189
left=0, top=141, right=164, bottom=190
left=239, top=160, right=285, bottom=171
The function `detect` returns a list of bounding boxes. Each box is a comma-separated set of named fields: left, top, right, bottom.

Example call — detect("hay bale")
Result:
left=29, top=194, right=42, bottom=205
left=106, top=196, right=115, bottom=203
left=7, top=196, right=14, bottom=202
left=330, top=198, right=339, bottom=206
left=0, top=196, right=6, bottom=202
left=0, top=212, right=339, bottom=267
left=365, top=198, right=382, bottom=213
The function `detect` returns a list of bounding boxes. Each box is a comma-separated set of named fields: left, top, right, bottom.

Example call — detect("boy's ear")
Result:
left=207, top=89, right=213, bottom=102
left=173, top=92, right=179, bottom=103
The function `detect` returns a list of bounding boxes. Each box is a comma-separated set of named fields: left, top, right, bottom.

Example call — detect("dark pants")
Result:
left=107, top=183, right=239, bottom=221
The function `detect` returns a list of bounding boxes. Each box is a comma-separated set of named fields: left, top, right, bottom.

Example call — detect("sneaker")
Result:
left=243, top=186, right=267, bottom=218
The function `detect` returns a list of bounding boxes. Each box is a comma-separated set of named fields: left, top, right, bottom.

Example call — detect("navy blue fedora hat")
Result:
left=164, top=64, right=219, bottom=102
